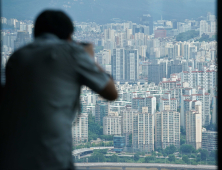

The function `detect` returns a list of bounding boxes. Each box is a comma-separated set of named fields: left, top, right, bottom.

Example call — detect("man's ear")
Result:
left=67, top=34, right=73, bottom=42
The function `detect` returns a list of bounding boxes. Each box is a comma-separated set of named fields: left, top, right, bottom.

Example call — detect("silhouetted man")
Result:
left=0, top=10, right=118, bottom=170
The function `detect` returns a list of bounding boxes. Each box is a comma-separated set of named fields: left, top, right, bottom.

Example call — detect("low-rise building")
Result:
left=202, top=131, right=217, bottom=152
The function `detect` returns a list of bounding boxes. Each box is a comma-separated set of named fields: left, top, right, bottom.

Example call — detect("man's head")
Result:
left=34, top=10, right=74, bottom=40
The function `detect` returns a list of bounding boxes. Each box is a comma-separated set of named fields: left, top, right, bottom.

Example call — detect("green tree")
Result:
left=110, top=154, right=118, bottom=162
left=169, top=145, right=177, bottom=154
left=88, top=114, right=105, bottom=141
left=182, top=155, right=189, bottom=164
left=198, top=34, right=216, bottom=42
left=100, top=135, right=113, bottom=141
left=163, top=145, right=176, bottom=155
left=190, top=154, right=196, bottom=158
left=196, top=154, right=201, bottom=162
left=152, top=151, right=157, bottom=156
left=180, top=126, right=186, bottom=135
left=180, top=138, right=186, bottom=145
left=144, top=156, right=155, bottom=163
left=134, top=153, right=140, bottom=161
left=128, top=133, right=132, bottom=147
left=106, top=141, right=113, bottom=146
left=200, top=149, right=209, bottom=161
left=209, top=150, right=217, bottom=161
left=176, top=30, right=199, bottom=41
left=163, top=152, right=167, bottom=157
left=157, top=153, right=162, bottom=157
left=94, top=149, right=108, bottom=154
left=168, top=154, right=175, bottom=162
left=88, top=152, right=105, bottom=162
left=180, top=144, right=195, bottom=154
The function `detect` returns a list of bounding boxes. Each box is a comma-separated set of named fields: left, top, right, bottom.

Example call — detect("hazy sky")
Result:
left=2, top=0, right=217, bottom=23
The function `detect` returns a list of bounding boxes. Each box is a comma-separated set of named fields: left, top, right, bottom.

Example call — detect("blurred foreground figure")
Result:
left=0, top=10, right=118, bottom=170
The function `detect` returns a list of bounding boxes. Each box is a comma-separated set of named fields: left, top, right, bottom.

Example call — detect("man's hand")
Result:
left=81, top=42, right=104, bottom=72
left=82, top=43, right=94, bottom=58
left=80, top=42, right=118, bottom=101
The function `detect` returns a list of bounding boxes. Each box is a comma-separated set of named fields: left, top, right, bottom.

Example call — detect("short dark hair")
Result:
left=34, top=10, right=74, bottom=39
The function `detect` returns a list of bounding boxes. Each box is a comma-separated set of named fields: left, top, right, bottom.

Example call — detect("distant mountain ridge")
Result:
left=2, top=0, right=216, bottom=23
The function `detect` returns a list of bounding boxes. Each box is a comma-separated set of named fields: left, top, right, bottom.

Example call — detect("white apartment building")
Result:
left=104, top=28, right=115, bottom=42
left=112, top=48, right=125, bottom=80
left=72, top=113, right=88, bottom=144
left=145, top=96, right=156, bottom=116
left=1, top=17, right=7, bottom=24
left=115, top=32, right=125, bottom=47
left=132, top=96, right=156, bottom=115
left=133, top=107, right=154, bottom=152
left=96, top=49, right=111, bottom=66
left=167, top=44, right=174, bottom=59
left=212, top=96, right=217, bottom=125
left=184, top=43, right=190, bottom=60
left=174, top=43, right=180, bottom=59
left=159, top=93, right=177, bottom=112
left=125, top=49, right=139, bottom=81
left=210, top=21, right=217, bottom=33
left=155, top=110, right=180, bottom=149
left=103, top=112, right=122, bottom=135
left=181, top=67, right=217, bottom=91
left=159, top=77, right=181, bottom=90
left=132, top=97, right=145, bottom=113
left=186, top=106, right=202, bottom=150
left=200, top=20, right=209, bottom=37
left=181, top=95, right=203, bottom=128
left=120, top=108, right=138, bottom=134
left=125, top=28, right=132, bottom=39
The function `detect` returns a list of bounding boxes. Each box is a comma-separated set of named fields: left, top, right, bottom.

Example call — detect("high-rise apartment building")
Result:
left=155, top=110, right=180, bottom=149
left=132, top=97, right=145, bottom=113
left=181, top=97, right=202, bottom=129
left=95, top=102, right=109, bottom=126
left=125, top=28, right=132, bottom=39
left=160, top=93, right=177, bottom=112
left=174, top=43, right=180, bottom=59
left=186, top=106, right=202, bottom=150
left=112, top=48, right=125, bottom=81
left=212, top=96, right=217, bottom=125
left=184, top=43, right=190, bottom=60
left=145, top=96, right=156, bottom=116
left=131, top=96, right=156, bottom=115
left=148, top=63, right=160, bottom=85
left=133, top=107, right=154, bottom=152
left=104, top=28, right=115, bottom=42
left=200, top=20, right=209, bottom=37
left=181, top=67, right=217, bottom=91
left=120, top=108, right=138, bottom=134
left=125, top=49, right=139, bottom=81
left=103, top=112, right=122, bottom=135
left=141, top=14, right=153, bottom=35
left=72, top=113, right=88, bottom=144
left=167, top=44, right=174, bottom=59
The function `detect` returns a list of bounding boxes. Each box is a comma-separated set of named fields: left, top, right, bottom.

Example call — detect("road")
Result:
left=75, top=162, right=217, bottom=170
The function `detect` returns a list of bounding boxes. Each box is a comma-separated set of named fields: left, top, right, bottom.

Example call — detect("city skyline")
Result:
left=0, top=9, right=217, bottom=166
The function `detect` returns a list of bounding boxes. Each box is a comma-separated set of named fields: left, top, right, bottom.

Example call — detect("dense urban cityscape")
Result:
left=1, top=11, right=217, bottom=167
